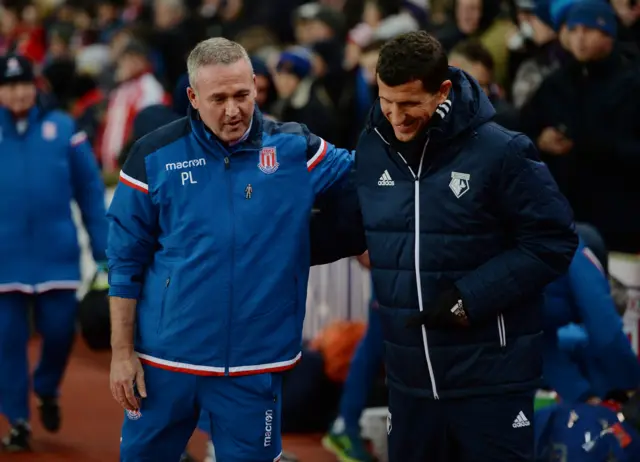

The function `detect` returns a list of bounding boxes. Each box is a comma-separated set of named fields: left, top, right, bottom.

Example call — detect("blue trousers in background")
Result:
left=121, top=364, right=283, bottom=462
left=0, top=290, right=78, bottom=424
left=338, top=303, right=384, bottom=431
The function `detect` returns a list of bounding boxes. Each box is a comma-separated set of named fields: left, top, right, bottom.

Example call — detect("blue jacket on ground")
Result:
left=0, top=103, right=107, bottom=292
left=542, top=239, right=640, bottom=403
left=353, top=67, right=578, bottom=398
left=107, top=107, right=358, bottom=376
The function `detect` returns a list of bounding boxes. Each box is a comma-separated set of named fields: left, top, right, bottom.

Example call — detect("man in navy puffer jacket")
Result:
left=350, top=32, right=578, bottom=461
left=0, top=54, right=108, bottom=451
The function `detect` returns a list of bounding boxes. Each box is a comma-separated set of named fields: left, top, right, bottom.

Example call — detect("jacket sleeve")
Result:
left=455, top=135, right=578, bottom=321
left=542, top=336, right=594, bottom=403
left=569, top=242, right=622, bottom=350
left=68, top=129, right=108, bottom=262
left=309, top=171, right=367, bottom=266
left=106, top=142, right=158, bottom=299
left=303, top=125, right=355, bottom=195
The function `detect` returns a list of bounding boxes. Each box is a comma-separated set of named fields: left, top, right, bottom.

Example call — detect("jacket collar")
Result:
left=188, top=105, right=263, bottom=154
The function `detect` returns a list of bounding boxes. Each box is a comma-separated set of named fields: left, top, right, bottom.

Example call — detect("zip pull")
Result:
left=165, top=278, right=171, bottom=288
left=224, top=157, right=230, bottom=169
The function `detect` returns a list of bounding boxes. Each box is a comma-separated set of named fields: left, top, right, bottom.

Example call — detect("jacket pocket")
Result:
left=156, top=276, right=172, bottom=334
left=497, top=313, right=507, bottom=347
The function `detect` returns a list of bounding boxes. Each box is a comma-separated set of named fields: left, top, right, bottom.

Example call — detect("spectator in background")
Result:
left=449, top=39, right=521, bottom=130
left=100, top=39, right=169, bottom=173
left=271, top=46, right=339, bottom=142
left=0, top=54, right=108, bottom=452
left=549, top=0, right=578, bottom=50
left=344, top=0, right=420, bottom=71
left=337, top=39, right=385, bottom=148
left=294, top=2, right=347, bottom=47
left=96, top=0, right=124, bottom=44
left=521, top=0, right=640, bottom=253
left=612, top=0, right=640, bottom=46
left=344, top=0, right=405, bottom=69
left=509, top=0, right=567, bottom=109
left=433, top=0, right=513, bottom=86
left=251, top=55, right=278, bottom=113
left=43, top=22, right=74, bottom=65
left=151, top=0, right=205, bottom=92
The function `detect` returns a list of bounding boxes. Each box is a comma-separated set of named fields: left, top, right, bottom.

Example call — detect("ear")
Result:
left=437, top=80, right=452, bottom=105
left=252, top=74, right=258, bottom=99
left=187, top=86, right=198, bottom=110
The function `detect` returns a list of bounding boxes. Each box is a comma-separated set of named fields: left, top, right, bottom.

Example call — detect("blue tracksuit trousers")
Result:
left=339, top=302, right=384, bottom=431
left=120, top=364, right=283, bottom=462
left=0, top=290, right=78, bottom=424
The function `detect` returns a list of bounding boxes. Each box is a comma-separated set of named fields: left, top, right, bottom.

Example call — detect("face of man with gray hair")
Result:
left=186, top=37, right=257, bottom=144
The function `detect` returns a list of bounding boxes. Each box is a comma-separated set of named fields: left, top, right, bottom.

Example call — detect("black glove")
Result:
left=405, top=288, right=469, bottom=329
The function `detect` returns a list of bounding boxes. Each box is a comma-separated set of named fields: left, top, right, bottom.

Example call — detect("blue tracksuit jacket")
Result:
left=107, top=107, right=355, bottom=376
left=353, top=67, right=577, bottom=398
left=0, top=104, right=107, bottom=292
left=542, top=239, right=640, bottom=402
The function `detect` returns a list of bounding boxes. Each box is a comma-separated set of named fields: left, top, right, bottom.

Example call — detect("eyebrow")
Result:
left=380, top=95, right=420, bottom=104
left=209, top=89, right=251, bottom=99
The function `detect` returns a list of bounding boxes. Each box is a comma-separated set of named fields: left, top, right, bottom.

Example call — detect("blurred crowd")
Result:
left=2, top=0, right=640, bottom=459
left=1, top=0, right=639, bottom=255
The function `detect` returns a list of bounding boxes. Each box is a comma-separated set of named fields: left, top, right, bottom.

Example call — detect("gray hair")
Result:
left=187, top=38, right=252, bottom=89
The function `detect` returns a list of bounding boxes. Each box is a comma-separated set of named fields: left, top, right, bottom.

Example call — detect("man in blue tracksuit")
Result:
left=542, top=237, right=640, bottom=403
left=0, top=54, right=108, bottom=451
left=106, top=37, right=364, bottom=462
left=350, top=32, right=578, bottom=461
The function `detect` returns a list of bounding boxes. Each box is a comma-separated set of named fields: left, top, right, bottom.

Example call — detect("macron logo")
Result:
left=378, top=170, right=395, bottom=186
left=512, top=411, right=530, bottom=428
left=165, top=158, right=206, bottom=171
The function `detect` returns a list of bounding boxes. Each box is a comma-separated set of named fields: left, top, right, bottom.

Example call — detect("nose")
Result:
left=225, top=100, right=239, bottom=118
left=387, top=105, right=403, bottom=126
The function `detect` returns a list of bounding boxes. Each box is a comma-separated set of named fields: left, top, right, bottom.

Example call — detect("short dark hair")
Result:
left=450, top=39, right=495, bottom=72
left=376, top=31, right=448, bottom=93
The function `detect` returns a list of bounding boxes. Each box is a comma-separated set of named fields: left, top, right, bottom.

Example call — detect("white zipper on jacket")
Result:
left=497, top=313, right=506, bottom=347
left=374, top=128, right=440, bottom=399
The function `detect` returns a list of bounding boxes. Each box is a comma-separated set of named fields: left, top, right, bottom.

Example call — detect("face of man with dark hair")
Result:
left=377, top=76, right=451, bottom=142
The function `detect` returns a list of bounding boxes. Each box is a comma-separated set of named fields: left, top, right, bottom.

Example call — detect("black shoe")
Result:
left=1, top=421, right=31, bottom=452
left=180, top=452, right=197, bottom=462
left=37, top=396, right=61, bottom=433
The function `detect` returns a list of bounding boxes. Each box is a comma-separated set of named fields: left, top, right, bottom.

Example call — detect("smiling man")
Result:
left=106, top=37, right=364, bottom=461
left=352, top=31, right=578, bottom=461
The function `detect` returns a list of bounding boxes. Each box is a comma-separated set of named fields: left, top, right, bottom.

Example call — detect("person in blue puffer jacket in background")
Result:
left=0, top=54, right=108, bottom=452
left=542, top=224, right=640, bottom=404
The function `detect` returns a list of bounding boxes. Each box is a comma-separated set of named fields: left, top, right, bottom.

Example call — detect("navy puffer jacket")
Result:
left=354, top=68, right=578, bottom=398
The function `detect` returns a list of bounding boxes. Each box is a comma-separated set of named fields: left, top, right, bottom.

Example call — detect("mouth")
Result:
left=227, top=120, right=243, bottom=130
left=394, top=120, right=418, bottom=134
